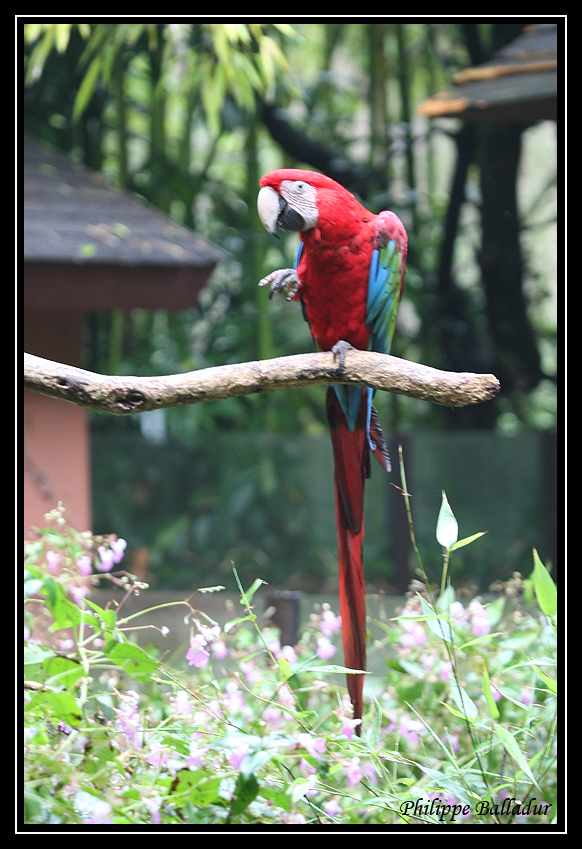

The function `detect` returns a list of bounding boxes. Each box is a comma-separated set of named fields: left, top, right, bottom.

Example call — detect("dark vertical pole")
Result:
left=266, top=590, right=303, bottom=647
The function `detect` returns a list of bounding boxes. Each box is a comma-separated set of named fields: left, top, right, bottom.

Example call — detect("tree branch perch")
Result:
left=23, top=351, right=499, bottom=416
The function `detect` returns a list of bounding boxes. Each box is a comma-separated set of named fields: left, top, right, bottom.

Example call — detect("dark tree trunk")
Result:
left=478, top=121, right=543, bottom=392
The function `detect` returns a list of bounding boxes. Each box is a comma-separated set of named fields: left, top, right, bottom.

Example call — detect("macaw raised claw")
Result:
left=257, top=169, right=407, bottom=733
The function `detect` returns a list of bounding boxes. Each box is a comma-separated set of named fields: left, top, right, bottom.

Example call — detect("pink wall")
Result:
left=23, top=309, right=91, bottom=535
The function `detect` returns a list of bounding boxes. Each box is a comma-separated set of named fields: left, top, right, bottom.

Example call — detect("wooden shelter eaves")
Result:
left=24, top=135, right=226, bottom=269
left=417, top=23, right=558, bottom=123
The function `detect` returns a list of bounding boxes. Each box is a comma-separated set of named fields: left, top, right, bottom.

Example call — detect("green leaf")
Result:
left=72, top=53, right=104, bottom=122
left=224, top=615, right=255, bottom=632
left=532, top=664, right=557, bottom=695
left=278, top=656, right=292, bottom=681
left=242, top=578, right=266, bottom=605
left=43, top=580, right=82, bottom=630
left=83, top=597, right=117, bottom=632
left=299, top=664, right=368, bottom=675
left=482, top=667, right=500, bottom=719
left=260, top=783, right=291, bottom=812
left=170, top=769, right=222, bottom=806
left=239, top=750, right=273, bottom=778
left=441, top=702, right=474, bottom=721
left=105, top=641, right=158, bottom=681
left=24, top=643, right=55, bottom=666
left=437, top=583, right=456, bottom=614
left=290, top=777, right=317, bottom=804
left=26, top=690, right=82, bottom=727
left=457, top=631, right=504, bottom=650
left=494, top=724, right=540, bottom=789
left=449, top=679, right=478, bottom=722
left=419, top=597, right=452, bottom=643
left=450, top=531, right=487, bottom=552
left=44, top=655, right=85, bottom=690
left=367, top=696, right=383, bottom=748
left=532, top=549, right=557, bottom=618
left=436, top=491, right=458, bottom=550
left=227, top=771, right=259, bottom=820
left=24, top=643, right=56, bottom=684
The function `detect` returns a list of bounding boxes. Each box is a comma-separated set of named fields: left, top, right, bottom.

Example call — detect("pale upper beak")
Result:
left=257, top=185, right=307, bottom=237
left=257, top=185, right=283, bottom=238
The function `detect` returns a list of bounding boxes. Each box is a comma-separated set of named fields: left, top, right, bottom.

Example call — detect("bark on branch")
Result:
left=23, top=351, right=500, bottom=416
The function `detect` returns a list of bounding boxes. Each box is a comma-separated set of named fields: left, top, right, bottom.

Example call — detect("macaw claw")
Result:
left=331, top=340, right=355, bottom=371
left=258, top=268, right=301, bottom=301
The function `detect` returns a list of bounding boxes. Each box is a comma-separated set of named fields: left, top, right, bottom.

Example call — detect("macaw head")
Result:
left=257, top=169, right=359, bottom=239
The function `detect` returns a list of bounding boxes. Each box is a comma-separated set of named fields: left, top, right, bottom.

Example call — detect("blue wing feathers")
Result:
left=366, top=238, right=403, bottom=355
left=294, top=212, right=405, bottom=466
left=294, top=240, right=303, bottom=269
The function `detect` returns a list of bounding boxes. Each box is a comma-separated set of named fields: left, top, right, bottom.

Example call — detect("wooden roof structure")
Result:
left=418, top=23, right=558, bottom=124
left=23, top=134, right=227, bottom=535
left=23, top=134, right=227, bottom=310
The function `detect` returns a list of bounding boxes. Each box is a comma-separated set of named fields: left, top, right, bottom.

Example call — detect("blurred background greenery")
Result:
left=23, top=21, right=558, bottom=592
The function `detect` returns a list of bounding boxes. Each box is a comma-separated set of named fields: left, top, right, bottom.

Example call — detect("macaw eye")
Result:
left=294, top=182, right=306, bottom=193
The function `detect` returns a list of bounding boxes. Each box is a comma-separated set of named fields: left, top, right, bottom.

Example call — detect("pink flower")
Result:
left=449, top=601, right=469, bottom=622
left=224, top=681, right=244, bottom=714
left=316, top=636, right=336, bottom=659
left=340, top=717, right=362, bottom=740
left=345, top=757, right=363, bottom=787
left=212, top=640, right=228, bottom=659
left=362, top=759, right=378, bottom=785
left=146, top=739, right=169, bottom=770
left=439, top=660, right=453, bottom=681
left=69, top=584, right=88, bottom=603
left=323, top=797, right=341, bottom=818
left=263, top=706, right=282, bottom=729
left=172, top=690, right=193, bottom=715
left=110, top=538, right=127, bottom=563
left=97, top=547, right=115, bottom=572
left=229, top=745, right=250, bottom=771
left=276, top=684, right=295, bottom=707
left=297, top=733, right=326, bottom=760
left=143, top=796, right=161, bottom=824
left=320, top=604, right=341, bottom=636
left=114, top=690, right=142, bottom=748
left=240, top=660, right=261, bottom=685
left=468, top=601, right=490, bottom=635
left=279, top=644, right=297, bottom=664
left=186, top=634, right=210, bottom=668
left=398, top=715, right=424, bottom=745
left=46, top=550, right=61, bottom=573
left=400, top=618, right=427, bottom=647
left=76, top=555, right=92, bottom=576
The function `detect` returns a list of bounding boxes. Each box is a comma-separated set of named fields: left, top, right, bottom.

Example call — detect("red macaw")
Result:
left=257, top=169, right=407, bottom=732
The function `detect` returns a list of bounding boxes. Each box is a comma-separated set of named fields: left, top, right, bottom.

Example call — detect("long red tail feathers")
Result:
left=336, top=510, right=366, bottom=732
left=326, top=387, right=370, bottom=734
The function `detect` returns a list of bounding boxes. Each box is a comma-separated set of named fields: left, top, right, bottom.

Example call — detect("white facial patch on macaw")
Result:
left=279, top=180, right=319, bottom=231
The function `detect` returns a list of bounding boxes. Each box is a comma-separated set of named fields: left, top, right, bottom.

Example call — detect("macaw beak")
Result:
left=257, top=185, right=282, bottom=238
left=257, top=185, right=306, bottom=237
